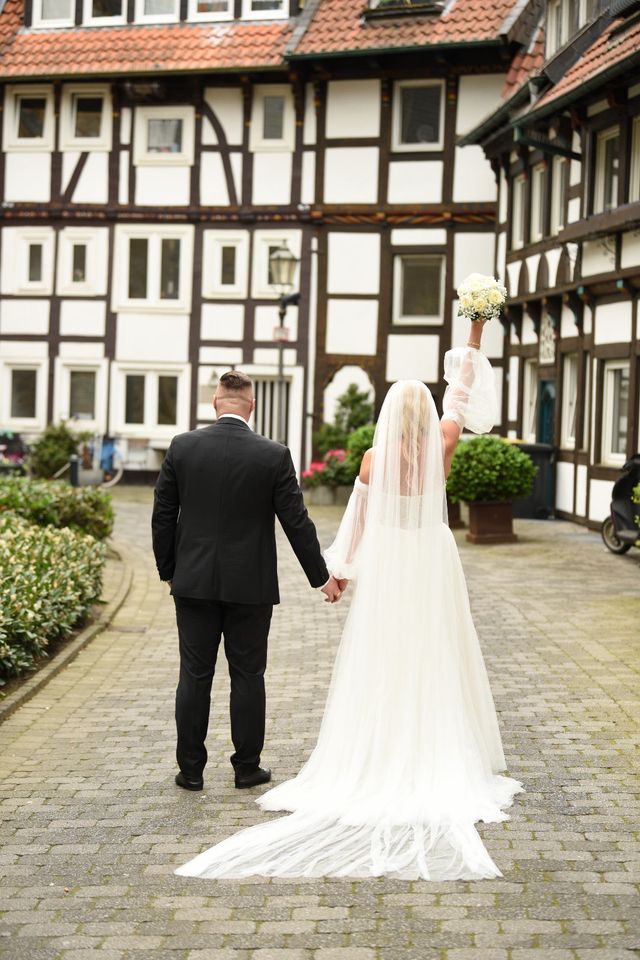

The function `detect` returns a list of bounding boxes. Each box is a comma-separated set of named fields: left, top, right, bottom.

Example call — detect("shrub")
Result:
left=313, top=423, right=348, bottom=458
left=447, top=436, right=537, bottom=504
left=344, top=424, right=376, bottom=481
left=334, top=384, right=373, bottom=435
left=633, top=482, right=640, bottom=530
left=0, top=476, right=113, bottom=540
left=0, top=512, right=106, bottom=683
left=29, top=422, right=91, bottom=479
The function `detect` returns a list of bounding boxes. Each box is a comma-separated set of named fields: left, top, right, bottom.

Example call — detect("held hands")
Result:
left=321, top=575, right=349, bottom=604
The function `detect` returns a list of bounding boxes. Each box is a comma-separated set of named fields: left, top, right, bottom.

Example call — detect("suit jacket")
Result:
left=151, top=417, right=329, bottom=604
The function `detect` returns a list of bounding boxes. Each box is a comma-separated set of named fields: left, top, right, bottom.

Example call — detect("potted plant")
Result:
left=446, top=436, right=537, bottom=544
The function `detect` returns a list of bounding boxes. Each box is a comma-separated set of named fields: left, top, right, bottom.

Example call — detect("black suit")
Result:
left=151, top=416, right=329, bottom=779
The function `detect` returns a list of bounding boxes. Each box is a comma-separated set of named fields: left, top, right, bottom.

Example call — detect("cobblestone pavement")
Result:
left=1, top=485, right=639, bottom=960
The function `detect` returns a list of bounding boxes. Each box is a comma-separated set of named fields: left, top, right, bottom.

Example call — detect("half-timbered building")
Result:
left=464, top=0, right=640, bottom=527
left=0, top=0, right=537, bottom=473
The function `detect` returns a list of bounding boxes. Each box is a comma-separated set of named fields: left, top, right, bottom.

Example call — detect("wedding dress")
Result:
left=176, top=347, right=524, bottom=882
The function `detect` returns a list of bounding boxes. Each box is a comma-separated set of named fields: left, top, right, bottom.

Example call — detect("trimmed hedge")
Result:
left=0, top=512, right=106, bottom=683
left=0, top=476, right=113, bottom=541
left=447, top=436, right=537, bottom=503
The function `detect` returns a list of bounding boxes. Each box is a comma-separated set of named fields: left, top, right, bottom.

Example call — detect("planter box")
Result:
left=304, top=485, right=353, bottom=507
left=447, top=497, right=465, bottom=530
left=466, top=500, right=517, bottom=544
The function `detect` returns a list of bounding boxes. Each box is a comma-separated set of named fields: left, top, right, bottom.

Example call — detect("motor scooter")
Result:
left=601, top=453, right=640, bottom=554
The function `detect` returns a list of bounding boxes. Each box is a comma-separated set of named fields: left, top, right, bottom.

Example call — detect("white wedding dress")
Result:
left=176, top=347, right=524, bottom=882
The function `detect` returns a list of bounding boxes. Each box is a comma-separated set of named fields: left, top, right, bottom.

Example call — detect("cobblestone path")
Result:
left=1, top=486, right=639, bottom=960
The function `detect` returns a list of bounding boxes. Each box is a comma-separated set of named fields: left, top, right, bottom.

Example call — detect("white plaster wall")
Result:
left=135, top=167, right=190, bottom=206
left=72, top=153, right=108, bottom=204
left=327, top=233, right=380, bottom=294
left=201, top=303, right=244, bottom=341
left=390, top=229, right=447, bottom=246
left=508, top=354, right=519, bottom=422
left=546, top=247, right=562, bottom=286
left=593, top=299, right=632, bottom=345
left=0, top=339, right=48, bottom=357
left=204, top=88, right=243, bottom=145
left=326, top=80, right=381, bottom=139
left=119, top=152, right=129, bottom=205
left=116, top=313, right=189, bottom=362
left=231, top=153, right=242, bottom=200
left=62, top=152, right=80, bottom=193
left=506, top=261, right=520, bottom=297
left=499, top=171, right=508, bottom=223
left=322, top=364, right=374, bottom=424
left=0, top=300, right=49, bottom=335
left=60, top=300, right=106, bottom=337
left=303, top=84, right=316, bottom=145
left=388, top=161, right=442, bottom=204
left=254, top=304, right=298, bottom=341
left=120, top=108, right=132, bottom=145
left=526, top=253, right=541, bottom=293
left=58, top=341, right=105, bottom=358
left=493, top=367, right=503, bottom=421
left=621, top=233, right=640, bottom=270
left=325, top=148, right=378, bottom=204
left=567, top=197, right=582, bottom=223
left=555, top=461, right=574, bottom=514
left=521, top=313, right=537, bottom=345
left=575, top=463, right=587, bottom=517
left=455, top=74, right=506, bottom=135
left=200, top=346, right=243, bottom=364
left=497, top=231, right=507, bottom=280
left=453, top=232, right=495, bottom=288
left=560, top=304, right=578, bottom=339
left=453, top=146, right=496, bottom=202
left=301, top=152, right=315, bottom=205
left=253, top=152, right=292, bottom=205
left=583, top=304, right=593, bottom=336
left=386, top=334, right=440, bottom=383
left=326, top=299, right=378, bottom=356
left=588, top=478, right=613, bottom=522
left=252, top=347, right=296, bottom=366
left=5, top=154, right=51, bottom=202
left=200, top=153, right=230, bottom=205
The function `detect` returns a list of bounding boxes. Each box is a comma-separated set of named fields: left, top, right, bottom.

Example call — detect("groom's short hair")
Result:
left=218, top=370, right=253, bottom=395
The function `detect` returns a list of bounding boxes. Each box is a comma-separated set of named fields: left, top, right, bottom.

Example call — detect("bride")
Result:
left=176, top=312, right=524, bottom=882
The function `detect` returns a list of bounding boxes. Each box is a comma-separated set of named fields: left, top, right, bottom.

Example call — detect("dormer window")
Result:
left=367, top=0, right=444, bottom=16
left=242, top=0, right=286, bottom=18
left=188, top=0, right=231, bottom=19
left=83, top=0, right=125, bottom=23
left=32, top=0, right=74, bottom=25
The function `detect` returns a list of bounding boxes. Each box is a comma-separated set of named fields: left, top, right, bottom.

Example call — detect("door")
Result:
left=537, top=379, right=556, bottom=445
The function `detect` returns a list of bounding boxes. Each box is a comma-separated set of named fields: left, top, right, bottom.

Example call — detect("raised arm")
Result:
left=324, top=449, right=371, bottom=582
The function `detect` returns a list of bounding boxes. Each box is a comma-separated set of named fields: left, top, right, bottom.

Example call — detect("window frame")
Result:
left=601, top=360, right=630, bottom=466
left=550, top=155, right=568, bottom=234
left=4, top=227, right=56, bottom=295
left=249, top=85, right=295, bottom=152
left=241, top=0, right=287, bottom=21
left=133, top=105, right=195, bottom=166
left=31, top=0, right=74, bottom=28
left=593, top=125, right=620, bottom=214
left=251, top=229, right=301, bottom=300
left=3, top=85, right=55, bottom=152
left=391, top=252, right=444, bottom=326
left=134, top=0, right=179, bottom=22
left=53, top=358, right=108, bottom=433
left=511, top=173, right=527, bottom=250
left=56, top=227, right=108, bottom=297
left=530, top=163, right=547, bottom=243
left=560, top=352, right=578, bottom=449
left=0, top=359, right=48, bottom=432
left=59, top=84, right=112, bottom=151
left=202, top=230, right=249, bottom=299
left=187, top=0, right=232, bottom=19
left=113, top=224, right=194, bottom=313
left=629, top=116, right=640, bottom=204
left=111, top=362, right=190, bottom=440
left=82, top=0, right=126, bottom=24
left=522, top=358, right=538, bottom=443
left=391, top=79, right=444, bottom=153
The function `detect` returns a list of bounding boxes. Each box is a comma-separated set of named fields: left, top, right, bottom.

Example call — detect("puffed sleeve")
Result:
left=441, top=346, right=499, bottom=435
left=323, top=477, right=369, bottom=580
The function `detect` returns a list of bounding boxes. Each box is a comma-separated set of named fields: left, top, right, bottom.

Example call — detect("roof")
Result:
left=500, top=17, right=544, bottom=100
left=290, top=0, right=519, bottom=58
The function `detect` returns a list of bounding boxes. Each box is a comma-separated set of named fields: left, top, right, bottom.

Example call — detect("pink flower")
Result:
left=309, top=461, right=326, bottom=472
left=324, top=449, right=347, bottom=462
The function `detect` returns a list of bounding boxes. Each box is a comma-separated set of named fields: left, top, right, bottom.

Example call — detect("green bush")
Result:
left=312, top=423, right=348, bottom=458
left=447, top=436, right=537, bottom=504
left=0, top=512, right=106, bottom=683
left=0, top=476, right=113, bottom=540
left=29, top=422, right=91, bottom=479
left=633, top=482, right=640, bottom=530
left=344, top=424, right=376, bottom=481
left=313, top=383, right=374, bottom=457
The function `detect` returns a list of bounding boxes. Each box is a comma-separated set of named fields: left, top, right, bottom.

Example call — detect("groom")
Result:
left=152, top=370, right=342, bottom=792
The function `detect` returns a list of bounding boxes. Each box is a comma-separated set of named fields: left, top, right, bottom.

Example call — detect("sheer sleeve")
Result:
left=441, top=346, right=498, bottom=435
left=323, top=477, right=369, bottom=580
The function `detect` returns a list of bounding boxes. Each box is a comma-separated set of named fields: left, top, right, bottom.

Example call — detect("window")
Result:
left=135, top=0, right=178, bottom=20
left=202, top=231, right=249, bottom=299
left=114, top=225, right=194, bottom=311
left=241, top=0, right=286, bottom=19
left=113, top=365, right=189, bottom=437
left=530, top=164, right=546, bottom=242
left=60, top=86, right=111, bottom=151
left=581, top=354, right=591, bottom=451
left=392, top=81, right=443, bottom=151
left=251, top=230, right=300, bottom=299
left=72, top=244, right=87, bottom=282
left=630, top=117, right=640, bottom=204
left=133, top=106, right=195, bottom=165
left=512, top=174, right=527, bottom=249
left=83, top=0, right=124, bottom=22
left=602, top=361, right=629, bottom=465
left=3, top=86, right=54, bottom=151
left=5, top=228, right=55, bottom=294
left=578, top=0, right=597, bottom=26
left=11, top=369, right=37, bottom=419
left=125, top=375, right=146, bottom=424
left=550, top=156, right=568, bottom=233
left=69, top=370, right=96, bottom=420
left=594, top=126, right=619, bottom=213
left=56, top=227, right=108, bottom=297
left=561, top=353, right=578, bottom=448
left=546, top=0, right=572, bottom=56
left=187, top=0, right=231, bottom=20
left=392, top=254, right=443, bottom=325
left=522, top=359, right=538, bottom=442
left=28, top=244, right=43, bottom=283
left=250, top=87, right=294, bottom=151
left=0, top=361, right=47, bottom=429
left=157, top=375, right=178, bottom=425
left=32, top=0, right=73, bottom=25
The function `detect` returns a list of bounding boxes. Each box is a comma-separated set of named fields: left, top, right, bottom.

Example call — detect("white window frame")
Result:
left=56, top=227, right=108, bottom=297
left=530, top=163, right=546, bottom=242
left=187, top=0, right=232, bottom=20
left=581, top=353, right=591, bottom=452
left=133, top=105, right=195, bottom=166
left=3, top=85, right=55, bottom=152
left=82, top=0, right=126, bottom=24
left=54, top=358, right=108, bottom=433
left=249, top=86, right=295, bottom=152
left=550, top=155, right=568, bottom=234
left=594, top=125, right=620, bottom=214
left=522, top=358, right=538, bottom=443
left=251, top=229, right=301, bottom=299
left=392, top=253, right=444, bottom=326
left=392, top=80, right=444, bottom=153
left=111, top=362, right=190, bottom=440
left=578, top=0, right=596, bottom=26
left=113, top=224, right=194, bottom=313
left=512, top=174, right=526, bottom=250
left=630, top=116, right=640, bottom=204
left=601, top=360, right=629, bottom=466
left=2, top=227, right=56, bottom=295
left=59, top=84, right=112, bottom=151
left=0, top=359, right=48, bottom=432
left=31, top=0, right=74, bottom=27
left=241, top=0, right=287, bottom=21
left=134, top=0, right=179, bottom=21
left=560, top=353, right=578, bottom=449
left=202, top=230, right=249, bottom=299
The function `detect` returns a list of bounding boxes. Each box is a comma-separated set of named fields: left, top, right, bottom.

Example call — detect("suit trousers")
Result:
left=173, top=596, right=273, bottom=780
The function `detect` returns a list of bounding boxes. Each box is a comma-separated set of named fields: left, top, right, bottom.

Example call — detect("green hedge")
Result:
left=447, top=436, right=537, bottom=503
left=0, top=512, right=106, bottom=683
left=0, top=476, right=113, bottom=541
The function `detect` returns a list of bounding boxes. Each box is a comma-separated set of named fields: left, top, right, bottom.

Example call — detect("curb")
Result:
left=0, top=539, right=133, bottom=724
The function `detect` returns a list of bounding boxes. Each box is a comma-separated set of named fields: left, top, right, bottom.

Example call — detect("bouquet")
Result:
left=457, top=273, right=507, bottom=323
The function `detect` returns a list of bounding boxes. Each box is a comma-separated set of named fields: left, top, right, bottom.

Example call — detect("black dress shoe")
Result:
left=175, top=771, right=204, bottom=791
left=234, top=766, right=271, bottom=789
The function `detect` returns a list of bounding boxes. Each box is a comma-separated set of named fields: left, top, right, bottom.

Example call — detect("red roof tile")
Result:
left=290, top=0, right=519, bottom=56
left=501, top=17, right=544, bottom=101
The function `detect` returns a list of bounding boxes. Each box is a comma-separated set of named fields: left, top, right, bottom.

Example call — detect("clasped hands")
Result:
left=321, top=575, right=348, bottom=604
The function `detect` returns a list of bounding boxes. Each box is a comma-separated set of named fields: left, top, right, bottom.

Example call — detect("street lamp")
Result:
left=268, top=242, right=299, bottom=444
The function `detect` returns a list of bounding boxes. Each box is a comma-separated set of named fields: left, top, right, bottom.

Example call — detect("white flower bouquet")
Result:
left=457, top=273, right=507, bottom=323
